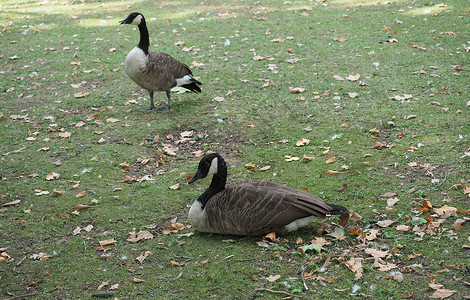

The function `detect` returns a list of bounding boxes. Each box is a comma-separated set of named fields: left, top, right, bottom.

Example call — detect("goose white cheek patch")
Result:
left=208, top=157, right=218, bottom=175
left=131, top=14, right=143, bottom=25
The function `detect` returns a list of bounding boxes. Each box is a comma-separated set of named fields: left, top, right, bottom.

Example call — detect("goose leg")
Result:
left=139, top=91, right=156, bottom=112
left=158, top=91, right=172, bottom=113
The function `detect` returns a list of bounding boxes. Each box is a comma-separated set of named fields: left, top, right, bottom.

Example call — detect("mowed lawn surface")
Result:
left=1, top=0, right=469, bottom=298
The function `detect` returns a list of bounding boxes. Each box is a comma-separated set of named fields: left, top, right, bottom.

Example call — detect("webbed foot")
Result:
left=158, top=106, right=172, bottom=113
left=139, top=106, right=156, bottom=112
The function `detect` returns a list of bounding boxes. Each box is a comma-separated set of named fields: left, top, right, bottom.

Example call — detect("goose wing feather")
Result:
left=203, top=180, right=334, bottom=236
left=140, top=52, right=192, bottom=91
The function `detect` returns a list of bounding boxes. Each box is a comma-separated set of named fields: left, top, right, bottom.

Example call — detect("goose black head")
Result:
left=120, top=12, right=144, bottom=25
left=188, top=153, right=222, bottom=184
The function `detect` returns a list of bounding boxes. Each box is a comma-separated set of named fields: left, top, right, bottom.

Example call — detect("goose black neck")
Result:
left=197, top=161, right=227, bottom=209
left=137, top=19, right=150, bottom=55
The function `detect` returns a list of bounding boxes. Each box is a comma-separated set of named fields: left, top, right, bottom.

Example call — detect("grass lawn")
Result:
left=1, top=0, right=469, bottom=298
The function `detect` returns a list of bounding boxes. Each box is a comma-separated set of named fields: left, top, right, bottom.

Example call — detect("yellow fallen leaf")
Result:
left=75, top=190, right=86, bottom=198
left=46, top=172, right=60, bottom=181
left=266, top=274, right=281, bottom=282
left=106, top=117, right=120, bottom=123
left=133, top=278, right=145, bottom=283
left=320, top=170, right=343, bottom=176
left=433, top=205, right=457, bottom=217
left=170, top=260, right=181, bottom=267
left=163, top=147, right=177, bottom=156
left=325, top=156, right=336, bottom=164
left=97, top=281, right=109, bottom=291
left=285, top=156, right=300, bottom=162
left=99, top=239, right=117, bottom=247
left=163, top=223, right=186, bottom=234
left=396, top=225, right=410, bottom=231
left=169, top=184, right=180, bottom=190
left=296, top=138, right=310, bottom=146
left=58, top=132, right=72, bottom=138
left=346, top=74, right=360, bottom=81
left=74, top=92, right=89, bottom=98
left=348, top=92, right=359, bottom=98
left=332, top=75, right=344, bottom=81
left=244, top=162, right=256, bottom=170
left=264, top=232, right=276, bottom=241
left=290, top=87, right=305, bottom=94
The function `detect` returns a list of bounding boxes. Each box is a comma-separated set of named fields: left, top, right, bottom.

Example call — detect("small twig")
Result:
left=255, top=288, right=296, bottom=298
left=13, top=256, right=27, bottom=273
left=173, top=272, right=183, bottom=280
left=436, top=172, right=447, bottom=187
left=300, top=265, right=309, bottom=291
left=321, top=255, right=331, bottom=269
left=172, top=254, right=193, bottom=264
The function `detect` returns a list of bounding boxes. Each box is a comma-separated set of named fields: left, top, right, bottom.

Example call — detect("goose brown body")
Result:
left=188, top=153, right=349, bottom=236
left=125, top=50, right=195, bottom=92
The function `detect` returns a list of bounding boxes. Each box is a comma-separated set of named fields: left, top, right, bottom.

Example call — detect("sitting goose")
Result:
left=188, top=153, right=349, bottom=236
left=120, top=12, right=202, bottom=112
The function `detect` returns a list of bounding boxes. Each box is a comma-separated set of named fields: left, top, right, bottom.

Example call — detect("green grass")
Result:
left=1, top=0, right=469, bottom=298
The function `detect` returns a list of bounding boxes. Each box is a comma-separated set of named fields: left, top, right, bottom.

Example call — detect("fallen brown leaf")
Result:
left=2, top=199, right=21, bottom=207
left=376, top=220, right=396, bottom=227
left=429, top=289, right=456, bottom=299
left=127, top=229, right=154, bottom=243
left=136, top=251, right=154, bottom=264
left=345, top=257, right=363, bottom=280
left=452, top=219, right=466, bottom=231
left=73, top=204, right=95, bottom=210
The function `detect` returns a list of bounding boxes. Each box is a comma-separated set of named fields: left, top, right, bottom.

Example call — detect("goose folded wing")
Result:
left=204, top=181, right=332, bottom=235
left=147, top=52, right=192, bottom=80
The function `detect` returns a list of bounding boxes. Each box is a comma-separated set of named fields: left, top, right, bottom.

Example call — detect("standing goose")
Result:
left=120, top=12, right=202, bottom=112
left=188, top=153, right=349, bottom=236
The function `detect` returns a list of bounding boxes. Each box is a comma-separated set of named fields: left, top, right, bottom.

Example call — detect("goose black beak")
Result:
left=119, top=19, right=126, bottom=25
left=188, top=170, right=203, bottom=184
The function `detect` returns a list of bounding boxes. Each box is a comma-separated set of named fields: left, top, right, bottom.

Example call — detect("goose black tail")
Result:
left=327, top=203, right=349, bottom=217
left=181, top=80, right=202, bottom=93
